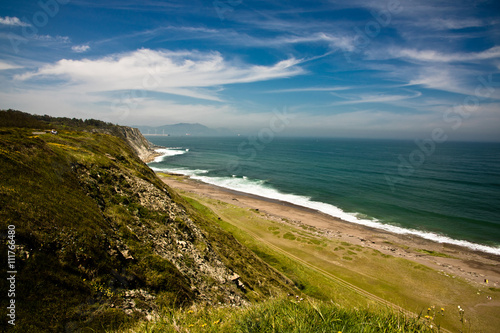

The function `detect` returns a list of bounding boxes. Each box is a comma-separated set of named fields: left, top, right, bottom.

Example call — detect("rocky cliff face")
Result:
left=0, top=111, right=294, bottom=332
left=92, top=125, right=161, bottom=162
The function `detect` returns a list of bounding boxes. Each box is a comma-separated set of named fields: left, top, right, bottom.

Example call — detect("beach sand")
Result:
left=158, top=173, right=500, bottom=290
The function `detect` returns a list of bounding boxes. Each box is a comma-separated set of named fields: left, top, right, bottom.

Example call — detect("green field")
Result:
left=145, top=185, right=499, bottom=333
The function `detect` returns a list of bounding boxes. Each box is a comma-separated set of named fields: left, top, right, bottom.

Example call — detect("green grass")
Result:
left=125, top=297, right=436, bottom=333
left=415, top=249, right=456, bottom=258
left=172, top=191, right=500, bottom=333
left=1, top=112, right=295, bottom=331
left=0, top=124, right=197, bottom=332
left=177, top=196, right=296, bottom=301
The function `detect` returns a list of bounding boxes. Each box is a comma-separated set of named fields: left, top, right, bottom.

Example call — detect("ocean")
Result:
left=146, top=136, right=500, bottom=255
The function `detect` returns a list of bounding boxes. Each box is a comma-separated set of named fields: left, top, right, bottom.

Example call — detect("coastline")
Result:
left=157, top=172, right=500, bottom=289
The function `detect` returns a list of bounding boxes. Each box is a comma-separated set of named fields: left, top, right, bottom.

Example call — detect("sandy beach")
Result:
left=158, top=173, right=500, bottom=291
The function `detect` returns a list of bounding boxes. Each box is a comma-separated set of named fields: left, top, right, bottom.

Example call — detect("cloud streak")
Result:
left=14, top=48, right=305, bottom=101
left=395, top=46, right=500, bottom=63
left=0, top=16, right=30, bottom=27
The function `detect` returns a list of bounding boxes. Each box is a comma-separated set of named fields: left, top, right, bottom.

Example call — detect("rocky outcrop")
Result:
left=74, top=162, right=250, bottom=309
left=91, top=126, right=162, bottom=162
left=115, top=126, right=161, bottom=162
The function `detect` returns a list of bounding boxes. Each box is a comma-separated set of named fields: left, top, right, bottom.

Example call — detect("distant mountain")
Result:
left=135, top=123, right=233, bottom=136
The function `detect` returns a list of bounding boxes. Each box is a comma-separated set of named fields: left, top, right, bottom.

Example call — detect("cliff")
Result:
left=92, top=125, right=161, bottom=163
left=0, top=110, right=294, bottom=332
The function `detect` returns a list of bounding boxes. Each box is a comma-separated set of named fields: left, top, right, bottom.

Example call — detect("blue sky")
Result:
left=1, top=0, right=499, bottom=140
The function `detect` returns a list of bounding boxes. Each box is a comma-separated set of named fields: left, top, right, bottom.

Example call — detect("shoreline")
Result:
left=157, top=172, right=500, bottom=289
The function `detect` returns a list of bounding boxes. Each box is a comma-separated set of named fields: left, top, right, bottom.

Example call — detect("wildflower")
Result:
left=213, top=319, right=221, bottom=324
left=188, top=324, right=194, bottom=327
left=441, top=308, right=445, bottom=312
left=201, top=323, right=207, bottom=327
left=187, top=310, right=194, bottom=314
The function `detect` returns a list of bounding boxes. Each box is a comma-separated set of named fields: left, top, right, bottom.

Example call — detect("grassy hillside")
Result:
left=1, top=110, right=478, bottom=333
left=128, top=298, right=435, bottom=333
left=0, top=110, right=294, bottom=332
left=156, top=180, right=500, bottom=333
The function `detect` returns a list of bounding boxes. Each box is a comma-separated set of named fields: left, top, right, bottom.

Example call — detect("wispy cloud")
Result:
left=71, top=44, right=90, bottom=53
left=426, top=17, right=486, bottom=30
left=33, top=35, right=71, bottom=43
left=331, top=90, right=422, bottom=106
left=14, top=48, right=305, bottom=101
left=268, top=32, right=356, bottom=52
left=0, top=61, right=21, bottom=70
left=267, top=86, right=351, bottom=93
left=0, top=16, right=30, bottom=27
left=395, top=46, right=500, bottom=63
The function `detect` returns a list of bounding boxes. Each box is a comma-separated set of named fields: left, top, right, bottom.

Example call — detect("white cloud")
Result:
left=332, top=90, right=422, bottom=105
left=274, top=32, right=356, bottom=52
left=267, top=86, right=351, bottom=93
left=396, top=46, right=500, bottom=63
left=34, top=35, right=71, bottom=43
left=71, top=44, right=90, bottom=53
left=15, top=48, right=304, bottom=101
left=431, top=18, right=485, bottom=30
left=0, top=61, right=21, bottom=70
left=0, top=16, right=30, bottom=27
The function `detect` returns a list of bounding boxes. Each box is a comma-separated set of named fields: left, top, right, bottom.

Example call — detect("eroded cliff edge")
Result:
left=101, top=125, right=162, bottom=163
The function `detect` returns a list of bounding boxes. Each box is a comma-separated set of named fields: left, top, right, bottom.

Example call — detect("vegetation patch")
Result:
left=283, top=232, right=297, bottom=241
left=124, top=298, right=436, bottom=333
left=416, top=249, right=455, bottom=258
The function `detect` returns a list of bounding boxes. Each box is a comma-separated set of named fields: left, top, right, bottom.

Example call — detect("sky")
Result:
left=0, top=0, right=499, bottom=140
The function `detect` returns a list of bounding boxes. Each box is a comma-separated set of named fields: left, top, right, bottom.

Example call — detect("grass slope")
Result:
left=166, top=185, right=498, bottom=333
left=0, top=126, right=191, bottom=332
left=128, top=298, right=435, bottom=333
left=0, top=111, right=295, bottom=332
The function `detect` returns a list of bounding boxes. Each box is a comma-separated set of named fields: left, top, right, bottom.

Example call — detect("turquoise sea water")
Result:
left=147, top=136, right=500, bottom=255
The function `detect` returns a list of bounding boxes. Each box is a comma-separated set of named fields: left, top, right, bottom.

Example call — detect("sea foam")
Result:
left=152, top=148, right=188, bottom=163
left=150, top=150, right=500, bottom=256
left=193, top=174, right=500, bottom=255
